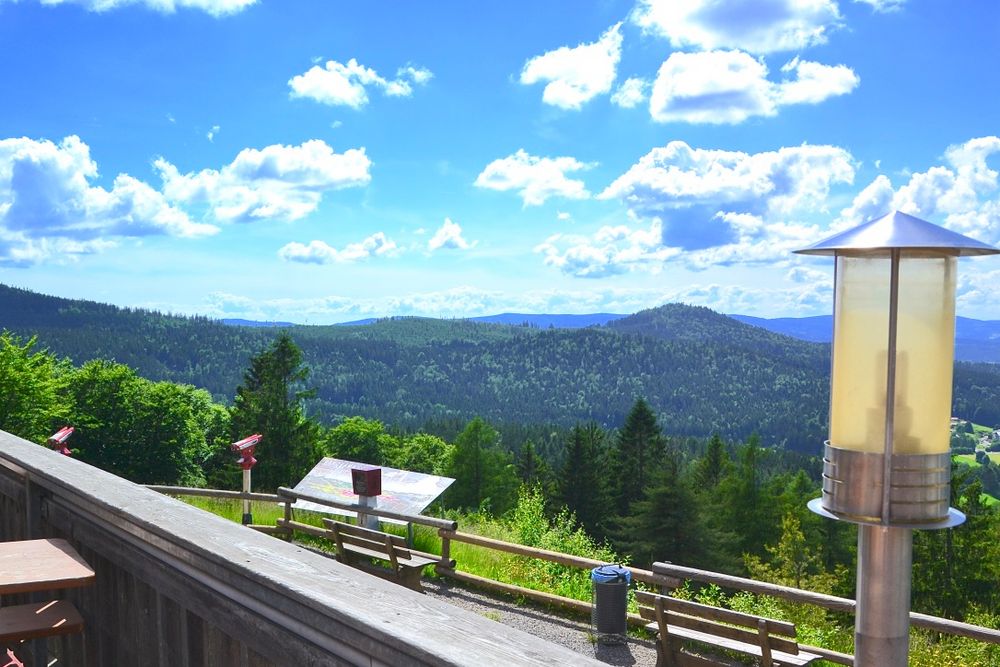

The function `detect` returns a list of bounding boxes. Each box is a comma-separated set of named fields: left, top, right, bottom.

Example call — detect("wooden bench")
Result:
left=636, top=590, right=822, bottom=667
left=323, top=519, right=436, bottom=592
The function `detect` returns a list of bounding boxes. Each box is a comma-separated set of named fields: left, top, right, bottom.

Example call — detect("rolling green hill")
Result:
left=3, top=283, right=1000, bottom=453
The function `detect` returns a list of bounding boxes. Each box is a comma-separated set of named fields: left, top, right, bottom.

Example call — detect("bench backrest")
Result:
left=636, top=590, right=800, bottom=661
left=323, top=519, right=413, bottom=567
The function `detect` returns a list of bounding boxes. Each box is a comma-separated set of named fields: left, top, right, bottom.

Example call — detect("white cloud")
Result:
left=557, top=211, right=572, bottom=221
left=649, top=50, right=858, bottom=124
left=601, top=140, right=855, bottom=227
left=475, top=149, right=593, bottom=206
left=837, top=136, right=1000, bottom=244
left=611, top=77, right=648, bottom=109
left=288, top=58, right=432, bottom=109
left=278, top=232, right=398, bottom=264
left=207, top=125, right=220, bottom=142
left=154, top=139, right=371, bottom=223
left=534, top=219, right=681, bottom=277
left=853, top=0, right=906, bottom=12
left=20, top=0, right=256, bottom=16
left=776, top=57, right=859, bottom=105
left=520, top=23, right=623, bottom=110
left=633, top=0, right=842, bottom=54
left=428, top=218, right=475, bottom=251
left=0, top=135, right=214, bottom=266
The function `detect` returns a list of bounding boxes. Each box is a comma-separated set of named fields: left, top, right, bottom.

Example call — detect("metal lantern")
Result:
left=795, top=211, right=999, bottom=666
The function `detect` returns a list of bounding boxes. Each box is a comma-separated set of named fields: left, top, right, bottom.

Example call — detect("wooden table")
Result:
left=0, top=539, right=95, bottom=595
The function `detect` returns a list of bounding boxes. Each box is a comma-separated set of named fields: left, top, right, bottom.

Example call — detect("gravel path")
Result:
left=422, top=578, right=659, bottom=666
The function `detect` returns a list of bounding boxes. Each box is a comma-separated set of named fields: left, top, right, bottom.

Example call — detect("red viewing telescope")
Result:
left=47, top=426, right=75, bottom=456
left=231, top=434, right=261, bottom=470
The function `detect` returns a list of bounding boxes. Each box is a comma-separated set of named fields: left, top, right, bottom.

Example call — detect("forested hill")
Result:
left=3, top=283, right=1000, bottom=452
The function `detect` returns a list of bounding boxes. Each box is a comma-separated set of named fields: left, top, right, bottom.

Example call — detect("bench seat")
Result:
left=323, top=519, right=435, bottom=591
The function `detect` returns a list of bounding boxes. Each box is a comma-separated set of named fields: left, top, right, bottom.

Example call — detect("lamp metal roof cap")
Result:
left=795, top=210, right=1000, bottom=257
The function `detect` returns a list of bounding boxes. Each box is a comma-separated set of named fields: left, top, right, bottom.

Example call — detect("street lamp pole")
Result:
left=795, top=211, right=999, bottom=666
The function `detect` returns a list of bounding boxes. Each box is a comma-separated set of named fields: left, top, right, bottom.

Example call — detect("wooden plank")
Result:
left=0, top=538, right=96, bottom=594
left=145, top=486, right=283, bottom=503
left=279, top=487, right=458, bottom=531
left=635, top=591, right=795, bottom=635
left=0, top=600, right=84, bottom=642
left=325, top=519, right=407, bottom=548
left=664, top=625, right=820, bottom=666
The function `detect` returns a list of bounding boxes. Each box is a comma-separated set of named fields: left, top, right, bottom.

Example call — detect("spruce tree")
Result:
left=229, top=332, right=319, bottom=491
left=445, top=417, right=518, bottom=514
left=557, top=422, right=608, bottom=536
left=610, top=398, right=666, bottom=516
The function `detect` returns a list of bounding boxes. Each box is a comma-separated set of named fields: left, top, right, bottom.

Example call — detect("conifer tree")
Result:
left=610, top=398, right=666, bottom=516
left=692, top=433, right=729, bottom=490
left=557, top=422, right=608, bottom=535
left=230, top=332, right=319, bottom=491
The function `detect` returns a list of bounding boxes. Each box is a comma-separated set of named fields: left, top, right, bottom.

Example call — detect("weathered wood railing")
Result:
left=0, top=430, right=601, bottom=666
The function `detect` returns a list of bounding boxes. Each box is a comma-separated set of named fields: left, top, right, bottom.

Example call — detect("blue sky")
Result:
left=1, top=0, right=999, bottom=323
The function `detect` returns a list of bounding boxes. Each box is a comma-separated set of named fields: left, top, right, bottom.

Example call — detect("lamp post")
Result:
left=795, top=211, right=999, bottom=666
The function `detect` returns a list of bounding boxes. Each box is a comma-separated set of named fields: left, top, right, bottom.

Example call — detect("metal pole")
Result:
left=242, top=468, right=252, bottom=525
left=855, top=524, right=912, bottom=666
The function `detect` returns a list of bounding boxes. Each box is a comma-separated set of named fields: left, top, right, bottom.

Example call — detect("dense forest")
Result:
left=3, top=326, right=999, bottom=661
left=3, top=284, right=1000, bottom=453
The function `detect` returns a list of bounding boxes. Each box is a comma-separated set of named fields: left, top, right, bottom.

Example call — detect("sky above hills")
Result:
left=1, top=0, right=999, bottom=323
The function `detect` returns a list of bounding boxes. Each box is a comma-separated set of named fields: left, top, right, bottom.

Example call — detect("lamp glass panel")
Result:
left=829, top=253, right=956, bottom=455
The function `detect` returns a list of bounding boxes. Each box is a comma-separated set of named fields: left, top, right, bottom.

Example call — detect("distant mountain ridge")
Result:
left=730, top=314, right=1000, bottom=362
left=3, top=283, right=1000, bottom=449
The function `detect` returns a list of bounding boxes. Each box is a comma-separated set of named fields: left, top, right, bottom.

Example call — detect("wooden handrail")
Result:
left=653, top=562, right=1000, bottom=645
left=146, top=485, right=283, bottom=503
left=277, top=486, right=458, bottom=531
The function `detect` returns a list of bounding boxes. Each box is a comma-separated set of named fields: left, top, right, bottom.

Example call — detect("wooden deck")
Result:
left=0, top=429, right=601, bottom=667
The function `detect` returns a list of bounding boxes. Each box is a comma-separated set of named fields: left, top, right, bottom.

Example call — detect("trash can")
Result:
left=591, top=564, right=630, bottom=643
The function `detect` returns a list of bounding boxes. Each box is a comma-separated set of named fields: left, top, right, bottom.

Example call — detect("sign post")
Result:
left=351, top=466, right=382, bottom=530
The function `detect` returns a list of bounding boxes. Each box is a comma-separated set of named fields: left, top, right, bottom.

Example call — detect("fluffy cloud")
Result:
left=611, top=77, right=649, bottom=109
left=534, top=219, right=681, bottom=277
left=278, top=232, right=398, bottom=264
left=632, top=0, right=842, bottom=54
left=520, top=23, right=623, bottom=110
left=180, top=282, right=830, bottom=323
left=288, top=58, right=432, bottom=109
left=154, top=139, right=371, bottom=223
left=15, top=0, right=256, bottom=16
left=475, top=149, right=593, bottom=206
left=649, top=50, right=858, bottom=124
left=0, top=135, right=214, bottom=266
left=601, top=140, right=854, bottom=236
left=428, top=218, right=475, bottom=251
left=837, top=136, right=1000, bottom=243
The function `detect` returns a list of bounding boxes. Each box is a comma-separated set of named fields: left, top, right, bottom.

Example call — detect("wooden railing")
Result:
left=0, top=430, right=600, bottom=667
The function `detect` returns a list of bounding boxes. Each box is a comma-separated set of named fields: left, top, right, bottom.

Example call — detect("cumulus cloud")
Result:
left=520, top=23, right=623, bottom=110
left=0, top=135, right=214, bottom=266
left=278, top=232, right=398, bottom=264
left=836, top=136, right=1000, bottom=243
left=601, top=140, right=855, bottom=236
left=428, top=218, right=475, bottom=251
left=15, top=0, right=256, bottom=16
left=632, top=0, right=842, bottom=54
left=288, top=58, right=432, bottom=109
left=154, top=139, right=371, bottom=223
left=475, top=149, right=593, bottom=206
left=611, top=77, right=648, bottom=109
left=534, top=219, right=680, bottom=277
left=648, top=50, right=858, bottom=124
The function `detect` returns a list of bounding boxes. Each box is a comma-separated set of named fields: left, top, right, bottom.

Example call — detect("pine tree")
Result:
left=229, top=332, right=320, bottom=491
left=615, top=450, right=716, bottom=568
left=557, top=422, right=608, bottom=536
left=610, top=398, right=666, bottom=516
left=692, top=433, right=729, bottom=490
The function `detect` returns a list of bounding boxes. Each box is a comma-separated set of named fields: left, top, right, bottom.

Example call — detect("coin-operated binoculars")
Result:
left=47, top=427, right=75, bottom=456
left=231, top=434, right=262, bottom=525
